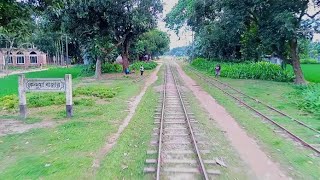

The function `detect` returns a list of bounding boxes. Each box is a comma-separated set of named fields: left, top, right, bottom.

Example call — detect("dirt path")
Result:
left=0, top=68, right=48, bottom=78
left=0, top=119, right=64, bottom=136
left=91, top=63, right=162, bottom=175
left=174, top=62, right=288, bottom=180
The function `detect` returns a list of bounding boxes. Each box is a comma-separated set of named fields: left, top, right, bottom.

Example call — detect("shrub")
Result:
left=87, top=63, right=123, bottom=74
left=295, top=84, right=320, bottom=117
left=300, top=58, right=319, bottom=64
left=130, top=61, right=157, bottom=71
left=191, top=58, right=294, bottom=82
left=0, top=95, right=18, bottom=110
left=28, top=93, right=65, bottom=108
left=0, top=86, right=119, bottom=110
left=102, top=63, right=123, bottom=73
left=74, top=86, right=119, bottom=99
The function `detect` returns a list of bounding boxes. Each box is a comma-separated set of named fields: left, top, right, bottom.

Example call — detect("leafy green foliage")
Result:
left=129, top=61, right=157, bottom=71
left=132, top=29, right=170, bottom=57
left=28, top=93, right=65, bottom=108
left=101, top=63, right=123, bottom=73
left=293, top=84, right=320, bottom=117
left=74, top=86, right=118, bottom=99
left=300, top=58, right=319, bottom=64
left=166, top=0, right=320, bottom=84
left=192, top=58, right=294, bottom=82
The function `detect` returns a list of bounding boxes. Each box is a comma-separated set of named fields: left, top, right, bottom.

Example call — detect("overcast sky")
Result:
left=159, top=0, right=320, bottom=49
left=157, top=0, right=192, bottom=49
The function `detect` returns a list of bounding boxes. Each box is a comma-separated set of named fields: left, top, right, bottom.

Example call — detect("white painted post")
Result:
left=65, top=74, right=73, bottom=118
left=18, top=74, right=27, bottom=119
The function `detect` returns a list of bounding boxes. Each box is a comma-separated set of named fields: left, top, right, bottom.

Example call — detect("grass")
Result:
left=301, top=64, right=320, bottom=83
left=184, top=65, right=320, bottom=179
left=96, top=67, right=162, bottom=179
left=0, top=69, right=151, bottom=178
left=0, top=66, right=84, bottom=97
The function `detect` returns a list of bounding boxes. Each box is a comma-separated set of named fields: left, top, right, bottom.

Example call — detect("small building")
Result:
left=263, top=55, right=283, bottom=65
left=0, top=48, right=47, bottom=68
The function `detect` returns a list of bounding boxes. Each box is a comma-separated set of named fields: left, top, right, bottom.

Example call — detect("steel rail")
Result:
left=188, top=67, right=320, bottom=155
left=156, top=66, right=167, bottom=180
left=170, top=65, right=209, bottom=180
left=188, top=66, right=320, bottom=134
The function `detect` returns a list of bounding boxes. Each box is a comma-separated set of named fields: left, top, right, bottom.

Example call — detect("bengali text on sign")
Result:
left=25, top=79, right=66, bottom=92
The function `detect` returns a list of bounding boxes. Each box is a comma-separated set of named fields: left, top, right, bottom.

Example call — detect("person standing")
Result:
left=140, top=65, right=144, bottom=76
left=215, top=64, right=221, bottom=77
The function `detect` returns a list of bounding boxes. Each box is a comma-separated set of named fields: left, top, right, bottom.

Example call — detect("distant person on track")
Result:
left=140, top=65, right=144, bottom=76
left=215, top=64, right=221, bottom=77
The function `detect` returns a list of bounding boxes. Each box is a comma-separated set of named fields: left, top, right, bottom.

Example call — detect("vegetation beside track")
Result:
left=97, top=67, right=163, bottom=179
left=183, top=65, right=320, bottom=179
left=191, top=58, right=294, bottom=82
left=191, top=58, right=320, bottom=83
left=0, top=70, right=149, bottom=178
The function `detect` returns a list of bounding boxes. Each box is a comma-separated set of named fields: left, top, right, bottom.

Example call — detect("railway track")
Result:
left=187, top=66, right=320, bottom=155
left=144, top=65, right=223, bottom=179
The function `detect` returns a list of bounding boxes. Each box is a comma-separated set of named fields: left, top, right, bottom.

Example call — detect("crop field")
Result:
left=300, top=64, right=320, bottom=83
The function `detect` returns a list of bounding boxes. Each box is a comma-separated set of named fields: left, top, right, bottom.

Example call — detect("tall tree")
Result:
left=166, top=0, right=320, bottom=84
left=0, top=0, right=34, bottom=74
left=133, top=29, right=170, bottom=59
left=44, top=0, right=162, bottom=78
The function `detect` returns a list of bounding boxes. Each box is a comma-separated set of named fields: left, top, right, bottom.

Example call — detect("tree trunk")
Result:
left=290, top=38, right=306, bottom=85
left=121, top=40, right=130, bottom=73
left=95, top=58, right=102, bottom=79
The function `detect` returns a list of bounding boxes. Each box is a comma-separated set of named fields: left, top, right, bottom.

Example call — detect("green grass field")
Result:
left=0, top=72, right=148, bottom=178
left=300, top=64, right=320, bottom=83
left=0, top=66, right=84, bottom=97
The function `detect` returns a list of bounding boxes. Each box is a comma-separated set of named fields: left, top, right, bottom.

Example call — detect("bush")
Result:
left=74, top=86, right=119, bottom=99
left=86, top=63, right=123, bottom=74
left=102, top=63, right=123, bottom=73
left=28, top=93, right=65, bottom=108
left=0, top=95, right=19, bottom=110
left=0, top=86, right=119, bottom=110
left=130, top=61, right=157, bottom=71
left=295, top=84, right=320, bottom=117
left=191, top=58, right=294, bottom=82
left=300, top=58, right=319, bottom=64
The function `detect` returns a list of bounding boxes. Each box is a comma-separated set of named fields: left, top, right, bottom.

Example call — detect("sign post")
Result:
left=65, top=74, right=73, bottom=118
left=18, top=74, right=27, bottom=119
left=18, top=74, right=73, bottom=119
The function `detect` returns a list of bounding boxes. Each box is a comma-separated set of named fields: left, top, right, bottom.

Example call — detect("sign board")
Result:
left=18, top=74, right=73, bottom=119
left=25, top=78, right=66, bottom=92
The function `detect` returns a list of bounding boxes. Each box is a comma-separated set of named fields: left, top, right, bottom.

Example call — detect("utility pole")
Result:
left=65, top=35, right=69, bottom=68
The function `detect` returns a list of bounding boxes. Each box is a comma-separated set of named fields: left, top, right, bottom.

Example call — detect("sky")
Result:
left=157, top=0, right=192, bottom=49
left=159, top=0, right=320, bottom=49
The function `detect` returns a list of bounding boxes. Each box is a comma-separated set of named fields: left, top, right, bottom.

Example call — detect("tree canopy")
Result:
left=133, top=29, right=170, bottom=58
left=166, top=0, right=320, bottom=84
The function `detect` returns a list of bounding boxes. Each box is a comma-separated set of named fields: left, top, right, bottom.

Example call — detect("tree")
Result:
left=133, top=29, right=170, bottom=59
left=0, top=0, right=34, bottom=74
left=166, top=0, right=320, bottom=84
left=43, top=0, right=162, bottom=78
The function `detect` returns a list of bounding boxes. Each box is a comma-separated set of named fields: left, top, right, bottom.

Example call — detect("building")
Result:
left=263, top=55, right=283, bottom=65
left=0, top=48, right=47, bottom=68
